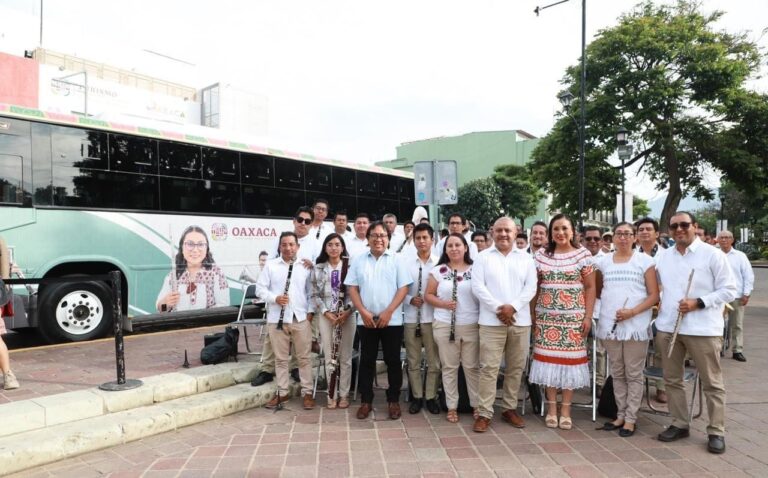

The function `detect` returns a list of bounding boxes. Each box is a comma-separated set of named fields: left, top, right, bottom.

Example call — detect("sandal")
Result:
left=545, top=401, right=558, bottom=429
left=447, top=409, right=459, bottom=423
left=327, top=398, right=337, bottom=409
left=558, top=403, right=572, bottom=430
left=338, top=397, right=350, bottom=409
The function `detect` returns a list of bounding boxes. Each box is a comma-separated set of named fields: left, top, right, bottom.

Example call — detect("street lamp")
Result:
left=719, top=187, right=727, bottom=233
left=537, top=0, right=587, bottom=230
left=616, top=127, right=632, bottom=222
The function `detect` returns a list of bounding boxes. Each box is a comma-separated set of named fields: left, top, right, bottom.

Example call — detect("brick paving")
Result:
left=3, top=269, right=768, bottom=477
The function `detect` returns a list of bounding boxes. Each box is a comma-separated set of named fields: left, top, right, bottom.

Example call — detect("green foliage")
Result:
left=492, top=164, right=544, bottom=228
left=529, top=0, right=764, bottom=230
left=633, top=197, right=651, bottom=219
left=439, top=178, right=502, bottom=230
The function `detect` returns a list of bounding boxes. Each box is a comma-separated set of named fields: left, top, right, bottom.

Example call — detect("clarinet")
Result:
left=276, top=261, right=294, bottom=330
left=327, top=255, right=349, bottom=401
left=415, top=264, right=423, bottom=337
left=449, top=269, right=457, bottom=342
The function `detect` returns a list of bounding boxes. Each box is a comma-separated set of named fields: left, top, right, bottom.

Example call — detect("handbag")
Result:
left=200, top=326, right=239, bottom=364
left=597, top=375, right=618, bottom=419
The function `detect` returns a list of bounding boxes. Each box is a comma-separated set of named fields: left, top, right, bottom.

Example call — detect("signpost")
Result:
left=413, top=160, right=458, bottom=228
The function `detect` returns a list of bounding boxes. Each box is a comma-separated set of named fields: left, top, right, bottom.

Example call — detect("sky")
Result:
left=3, top=0, right=768, bottom=205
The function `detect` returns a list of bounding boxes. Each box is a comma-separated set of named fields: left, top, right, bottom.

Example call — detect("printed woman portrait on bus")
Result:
left=156, top=225, right=230, bottom=312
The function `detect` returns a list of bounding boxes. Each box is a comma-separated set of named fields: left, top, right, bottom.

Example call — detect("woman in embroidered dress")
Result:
left=425, top=233, right=480, bottom=423
left=530, top=214, right=596, bottom=430
left=156, top=226, right=229, bottom=312
left=310, top=233, right=356, bottom=409
left=594, top=222, right=659, bottom=437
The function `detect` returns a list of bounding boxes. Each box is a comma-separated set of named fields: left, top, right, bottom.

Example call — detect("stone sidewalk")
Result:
left=3, top=269, right=768, bottom=477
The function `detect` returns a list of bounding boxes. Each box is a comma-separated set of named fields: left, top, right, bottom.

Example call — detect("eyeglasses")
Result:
left=368, top=233, right=388, bottom=240
left=294, top=216, right=312, bottom=225
left=614, top=232, right=635, bottom=238
left=448, top=221, right=463, bottom=226
left=584, top=237, right=601, bottom=242
left=313, top=206, right=327, bottom=212
left=183, top=241, right=208, bottom=250
left=669, top=222, right=692, bottom=231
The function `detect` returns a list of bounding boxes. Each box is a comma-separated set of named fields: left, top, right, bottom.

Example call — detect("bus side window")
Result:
left=159, top=142, right=201, bottom=179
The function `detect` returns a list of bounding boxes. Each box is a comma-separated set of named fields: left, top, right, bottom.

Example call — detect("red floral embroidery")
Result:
left=544, top=327, right=561, bottom=342
left=558, top=289, right=574, bottom=308
left=568, top=328, right=582, bottom=343
left=540, top=292, right=553, bottom=307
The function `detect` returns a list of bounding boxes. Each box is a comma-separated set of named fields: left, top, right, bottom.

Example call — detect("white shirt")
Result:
left=389, top=231, right=406, bottom=251
left=433, top=237, right=479, bottom=260
left=256, top=256, right=312, bottom=324
left=309, top=222, right=332, bottom=243
left=346, top=235, right=369, bottom=261
left=402, top=252, right=439, bottom=324
left=266, top=233, right=319, bottom=263
left=430, top=265, right=479, bottom=325
left=591, top=249, right=606, bottom=319
left=723, top=248, right=754, bottom=297
left=471, top=246, right=538, bottom=326
left=655, top=238, right=737, bottom=336
left=595, top=251, right=655, bottom=340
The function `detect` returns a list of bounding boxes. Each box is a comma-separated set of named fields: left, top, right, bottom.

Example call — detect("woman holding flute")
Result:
left=594, top=222, right=659, bottom=437
left=425, top=233, right=479, bottom=423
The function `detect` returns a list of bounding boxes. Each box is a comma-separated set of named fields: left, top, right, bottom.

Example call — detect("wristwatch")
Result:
left=696, top=298, right=705, bottom=309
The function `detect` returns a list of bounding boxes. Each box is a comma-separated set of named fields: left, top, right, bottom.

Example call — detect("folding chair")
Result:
left=228, top=283, right=266, bottom=354
left=313, top=341, right=326, bottom=398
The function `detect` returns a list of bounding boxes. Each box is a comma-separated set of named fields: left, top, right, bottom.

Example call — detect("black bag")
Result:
left=200, top=326, right=239, bottom=364
left=456, top=365, right=473, bottom=413
left=597, top=375, right=618, bottom=419
left=526, top=376, right=542, bottom=415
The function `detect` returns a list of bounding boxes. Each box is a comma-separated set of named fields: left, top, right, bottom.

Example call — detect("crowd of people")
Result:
left=245, top=197, right=755, bottom=456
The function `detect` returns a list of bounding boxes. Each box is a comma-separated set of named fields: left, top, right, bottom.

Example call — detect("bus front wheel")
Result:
left=38, top=281, right=114, bottom=343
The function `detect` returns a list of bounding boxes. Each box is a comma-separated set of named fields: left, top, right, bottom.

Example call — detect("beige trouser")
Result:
left=728, top=300, right=745, bottom=353
left=404, top=322, right=441, bottom=400
left=260, top=331, right=298, bottom=375
left=318, top=314, right=357, bottom=399
left=433, top=321, right=479, bottom=410
left=476, top=324, right=530, bottom=419
left=657, top=332, right=726, bottom=436
left=602, top=339, right=647, bottom=424
left=653, top=335, right=666, bottom=392
left=268, top=318, right=314, bottom=396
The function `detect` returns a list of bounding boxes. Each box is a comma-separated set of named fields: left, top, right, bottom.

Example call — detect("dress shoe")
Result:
left=655, top=390, right=668, bottom=404
left=619, top=424, right=636, bottom=437
left=707, top=434, right=726, bottom=454
left=501, top=409, right=526, bottom=428
left=409, top=398, right=424, bottom=414
left=311, top=339, right=321, bottom=354
left=598, top=421, right=624, bottom=431
left=658, top=425, right=690, bottom=442
left=265, top=392, right=290, bottom=409
left=250, top=371, right=274, bottom=387
left=303, top=393, right=315, bottom=410
left=733, top=352, right=747, bottom=362
left=425, top=398, right=441, bottom=415
left=290, top=368, right=301, bottom=382
left=388, top=402, right=402, bottom=419
left=357, top=402, right=372, bottom=419
left=473, top=416, right=491, bottom=433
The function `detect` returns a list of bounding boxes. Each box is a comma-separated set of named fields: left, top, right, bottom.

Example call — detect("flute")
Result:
left=449, top=269, right=457, bottom=342
left=611, top=298, right=629, bottom=335
left=415, top=264, right=423, bottom=337
left=276, top=260, right=295, bottom=331
left=668, top=269, right=695, bottom=358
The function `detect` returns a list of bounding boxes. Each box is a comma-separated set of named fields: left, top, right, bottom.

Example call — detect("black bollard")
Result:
left=100, top=270, right=143, bottom=391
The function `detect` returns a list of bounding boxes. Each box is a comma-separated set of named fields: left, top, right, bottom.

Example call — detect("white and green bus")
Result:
left=0, top=103, right=414, bottom=343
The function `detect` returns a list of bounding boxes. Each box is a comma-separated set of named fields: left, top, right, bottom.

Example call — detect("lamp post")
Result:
left=616, top=126, right=632, bottom=223
left=719, top=187, right=727, bottom=234
left=537, top=0, right=587, bottom=230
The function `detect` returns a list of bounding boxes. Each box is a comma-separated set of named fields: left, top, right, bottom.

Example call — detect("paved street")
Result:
left=4, top=269, right=768, bottom=477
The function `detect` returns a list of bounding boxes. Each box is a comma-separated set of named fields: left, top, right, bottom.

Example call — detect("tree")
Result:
left=633, top=197, right=651, bottom=219
left=529, top=1, right=763, bottom=231
left=439, top=178, right=502, bottom=231
left=492, top=164, right=544, bottom=229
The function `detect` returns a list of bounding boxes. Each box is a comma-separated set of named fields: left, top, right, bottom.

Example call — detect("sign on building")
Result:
left=413, top=160, right=458, bottom=206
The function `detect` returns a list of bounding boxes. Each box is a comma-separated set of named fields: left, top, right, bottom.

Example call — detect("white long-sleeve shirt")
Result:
left=471, top=246, right=538, bottom=326
left=401, top=252, right=439, bottom=324
left=266, top=233, right=319, bottom=263
left=433, top=236, right=479, bottom=260
left=655, top=238, right=737, bottom=336
left=723, top=248, right=754, bottom=297
left=256, top=256, right=312, bottom=324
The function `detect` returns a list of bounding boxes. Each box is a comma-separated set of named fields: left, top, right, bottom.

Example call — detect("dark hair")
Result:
left=295, top=206, right=314, bottom=221
left=613, top=221, right=635, bottom=233
left=440, top=228, right=449, bottom=237
left=634, top=216, right=659, bottom=232
left=471, top=231, right=486, bottom=241
left=672, top=210, right=697, bottom=225
left=366, top=221, right=390, bottom=239
left=279, top=231, right=298, bottom=244
left=258, top=250, right=268, bottom=258
left=583, top=225, right=601, bottom=234
left=437, top=233, right=474, bottom=266
left=176, top=225, right=214, bottom=278
left=516, top=233, right=528, bottom=240
left=333, top=210, right=348, bottom=220
left=531, top=220, right=547, bottom=232
left=447, top=213, right=467, bottom=225
left=315, top=233, right=348, bottom=265
left=413, top=223, right=434, bottom=239
left=404, top=220, right=415, bottom=228
left=313, top=198, right=329, bottom=208
left=545, top=213, right=580, bottom=256
left=355, top=212, right=371, bottom=222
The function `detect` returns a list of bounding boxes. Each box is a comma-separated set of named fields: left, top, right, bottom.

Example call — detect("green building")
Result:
left=376, top=130, right=549, bottom=228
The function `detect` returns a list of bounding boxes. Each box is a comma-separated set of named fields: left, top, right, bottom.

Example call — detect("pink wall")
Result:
left=0, top=52, right=39, bottom=108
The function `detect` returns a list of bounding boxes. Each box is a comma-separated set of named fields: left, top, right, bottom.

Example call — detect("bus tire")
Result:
left=38, top=281, right=114, bottom=343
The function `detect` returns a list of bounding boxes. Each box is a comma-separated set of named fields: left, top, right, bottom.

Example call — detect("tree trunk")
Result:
left=660, top=139, right=683, bottom=233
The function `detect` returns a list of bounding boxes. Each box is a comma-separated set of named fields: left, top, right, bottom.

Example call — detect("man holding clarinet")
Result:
left=655, top=211, right=736, bottom=454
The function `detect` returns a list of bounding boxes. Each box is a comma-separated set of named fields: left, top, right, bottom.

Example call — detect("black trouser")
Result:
left=358, top=325, right=404, bottom=403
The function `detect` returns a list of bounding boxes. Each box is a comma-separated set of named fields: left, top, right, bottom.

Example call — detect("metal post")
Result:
left=578, top=0, right=586, bottom=230
left=99, top=271, right=142, bottom=391
left=621, top=154, right=626, bottom=222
